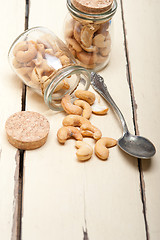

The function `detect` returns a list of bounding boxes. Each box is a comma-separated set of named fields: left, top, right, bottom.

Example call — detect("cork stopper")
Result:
left=5, top=111, right=50, bottom=150
left=71, top=0, right=113, bottom=14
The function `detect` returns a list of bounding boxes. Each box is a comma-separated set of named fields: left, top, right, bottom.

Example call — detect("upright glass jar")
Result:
left=8, top=26, right=90, bottom=110
left=64, top=0, right=117, bottom=71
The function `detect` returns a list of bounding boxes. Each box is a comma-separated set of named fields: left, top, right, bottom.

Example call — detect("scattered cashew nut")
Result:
left=75, top=90, right=95, bottom=105
left=95, top=137, right=117, bottom=160
left=92, top=98, right=109, bottom=115
left=62, top=115, right=90, bottom=127
left=80, top=123, right=102, bottom=140
left=74, top=99, right=92, bottom=119
left=75, top=141, right=93, bottom=161
left=57, top=126, right=83, bottom=144
left=61, top=95, right=82, bottom=115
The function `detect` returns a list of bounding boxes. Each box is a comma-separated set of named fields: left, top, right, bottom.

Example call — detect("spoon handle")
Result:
left=91, top=72, right=129, bottom=134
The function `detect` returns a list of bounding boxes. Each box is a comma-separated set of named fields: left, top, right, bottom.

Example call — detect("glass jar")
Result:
left=64, top=0, right=117, bottom=71
left=8, top=26, right=90, bottom=110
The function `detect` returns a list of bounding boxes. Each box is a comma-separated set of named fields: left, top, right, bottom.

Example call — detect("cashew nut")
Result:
left=95, top=137, right=117, bottom=160
left=37, top=37, right=52, bottom=49
left=81, top=44, right=98, bottom=53
left=75, top=141, right=93, bottom=161
left=45, top=48, right=54, bottom=55
left=80, top=24, right=100, bottom=48
left=59, top=55, right=71, bottom=66
left=80, top=62, right=96, bottom=70
left=62, top=115, right=90, bottom=127
left=53, top=80, right=70, bottom=93
left=73, top=22, right=82, bottom=43
left=17, top=66, right=33, bottom=76
left=74, top=99, right=92, bottom=119
left=66, top=38, right=82, bottom=53
left=12, top=58, right=23, bottom=68
left=14, top=41, right=37, bottom=63
left=75, top=90, right=95, bottom=105
left=57, top=126, right=83, bottom=144
left=38, top=59, right=54, bottom=76
left=32, top=51, right=44, bottom=66
left=77, top=51, right=97, bottom=65
left=93, top=34, right=109, bottom=48
left=92, top=98, right=109, bottom=115
left=40, top=76, right=52, bottom=95
left=37, top=43, right=45, bottom=57
left=80, top=123, right=102, bottom=140
left=61, top=95, right=83, bottom=115
left=25, top=60, right=35, bottom=68
left=97, top=22, right=110, bottom=36
left=31, top=67, right=41, bottom=85
left=68, top=45, right=76, bottom=57
left=13, top=41, right=27, bottom=56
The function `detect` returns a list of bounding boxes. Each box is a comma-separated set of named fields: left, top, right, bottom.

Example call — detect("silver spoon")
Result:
left=91, top=72, right=156, bottom=159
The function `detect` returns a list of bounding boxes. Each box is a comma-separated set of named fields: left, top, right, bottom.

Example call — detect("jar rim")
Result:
left=44, top=65, right=91, bottom=111
left=66, top=0, right=117, bottom=22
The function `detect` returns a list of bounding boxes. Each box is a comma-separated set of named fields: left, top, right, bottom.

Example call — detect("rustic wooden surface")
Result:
left=0, top=0, right=159, bottom=239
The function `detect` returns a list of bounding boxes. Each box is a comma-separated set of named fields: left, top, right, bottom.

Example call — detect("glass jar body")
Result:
left=8, top=26, right=90, bottom=110
left=64, top=0, right=117, bottom=72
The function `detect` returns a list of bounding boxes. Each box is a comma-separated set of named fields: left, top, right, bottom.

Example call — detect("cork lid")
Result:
left=5, top=111, right=50, bottom=150
left=71, top=0, right=113, bottom=14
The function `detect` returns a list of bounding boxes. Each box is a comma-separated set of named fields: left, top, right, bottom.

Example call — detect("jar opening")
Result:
left=67, top=0, right=117, bottom=22
left=44, top=65, right=91, bottom=110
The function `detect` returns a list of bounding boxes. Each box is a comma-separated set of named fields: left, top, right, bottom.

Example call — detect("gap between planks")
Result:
left=120, top=0, right=149, bottom=239
left=11, top=1, right=29, bottom=239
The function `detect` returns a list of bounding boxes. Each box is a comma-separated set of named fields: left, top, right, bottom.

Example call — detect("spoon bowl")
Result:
left=91, top=72, right=156, bottom=159
left=118, top=132, right=156, bottom=159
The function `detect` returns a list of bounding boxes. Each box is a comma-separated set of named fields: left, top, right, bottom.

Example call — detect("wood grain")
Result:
left=122, top=0, right=160, bottom=239
left=21, top=0, right=147, bottom=239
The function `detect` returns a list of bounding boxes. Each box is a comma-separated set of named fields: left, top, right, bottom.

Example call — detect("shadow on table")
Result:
left=117, top=147, right=152, bottom=171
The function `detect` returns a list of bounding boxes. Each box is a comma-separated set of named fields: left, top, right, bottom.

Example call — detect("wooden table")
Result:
left=0, top=0, right=160, bottom=239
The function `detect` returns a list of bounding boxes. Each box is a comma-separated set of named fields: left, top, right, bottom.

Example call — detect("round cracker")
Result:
left=5, top=111, right=50, bottom=150
left=71, top=0, right=113, bottom=14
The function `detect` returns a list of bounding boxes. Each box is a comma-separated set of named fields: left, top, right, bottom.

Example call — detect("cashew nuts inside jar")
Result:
left=8, top=26, right=91, bottom=110
left=64, top=0, right=117, bottom=71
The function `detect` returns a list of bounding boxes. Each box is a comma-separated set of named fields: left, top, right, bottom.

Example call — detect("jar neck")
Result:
left=67, top=0, right=117, bottom=23
left=44, top=65, right=91, bottom=111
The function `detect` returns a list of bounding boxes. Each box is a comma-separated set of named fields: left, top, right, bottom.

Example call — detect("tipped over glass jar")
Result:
left=8, top=26, right=90, bottom=110
left=64, top=0, right=117, bottom=71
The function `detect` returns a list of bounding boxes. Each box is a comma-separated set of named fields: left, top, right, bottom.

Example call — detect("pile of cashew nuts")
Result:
left=12, top=34, right=72, bottom=94
left=65, top=18, right=111, bottom=69
left=57, top=90, right=117, bottom=161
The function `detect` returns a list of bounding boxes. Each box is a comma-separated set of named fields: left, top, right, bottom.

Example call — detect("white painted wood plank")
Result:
left=122, top=0, right=160, bottom=239
left=0, top=0, right=25, bottom=239
left=22, top=0, right=146, bottom=239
